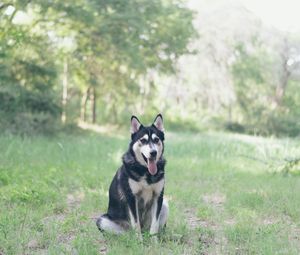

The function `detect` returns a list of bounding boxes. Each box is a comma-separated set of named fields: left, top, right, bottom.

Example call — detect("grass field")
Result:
left=0, top=130, right=300, bottom=254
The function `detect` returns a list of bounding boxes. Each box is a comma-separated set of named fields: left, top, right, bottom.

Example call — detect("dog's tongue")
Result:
left=147, top=159, right=157, bottom=175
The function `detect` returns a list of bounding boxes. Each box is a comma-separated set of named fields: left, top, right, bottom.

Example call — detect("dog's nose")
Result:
left=150, top=150, right=157, bottom=158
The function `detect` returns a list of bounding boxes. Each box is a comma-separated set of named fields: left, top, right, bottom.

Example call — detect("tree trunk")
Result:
left=275, top=70, right=289, bottom=106
left=80, top=87, right=90, bottom=122
left=274, top=38, right=290, bottom=107
left=61, top=59, right=68, bottom=123
left=227, top=104, right=232, bottom=123
left=91, top=87, right=97, bottom=124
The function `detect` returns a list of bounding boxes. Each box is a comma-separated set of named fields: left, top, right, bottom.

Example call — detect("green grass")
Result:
left=0, top=130, right=300, bottom=254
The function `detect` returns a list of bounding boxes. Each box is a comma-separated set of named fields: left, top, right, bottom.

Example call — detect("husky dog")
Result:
left=96, top=114, right=168, bottom=237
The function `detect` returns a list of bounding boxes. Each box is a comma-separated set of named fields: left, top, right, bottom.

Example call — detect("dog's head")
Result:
left=130, top=114, right=165, bottom=175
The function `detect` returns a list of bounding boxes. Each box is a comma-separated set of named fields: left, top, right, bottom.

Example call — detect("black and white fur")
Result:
left=96, top=114, right=168, bottom=237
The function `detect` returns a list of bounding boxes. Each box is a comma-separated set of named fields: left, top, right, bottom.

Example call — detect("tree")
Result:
left=0, top=3, right=60, bottom=134
left=0, top=0, right=196, bottom=132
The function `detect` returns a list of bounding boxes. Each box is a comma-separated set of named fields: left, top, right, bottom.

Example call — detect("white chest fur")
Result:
left=128, top=177, right=164, bottom=204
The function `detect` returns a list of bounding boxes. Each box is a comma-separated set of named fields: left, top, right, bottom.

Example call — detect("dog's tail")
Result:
left=96, top=214, right=125, bottom=234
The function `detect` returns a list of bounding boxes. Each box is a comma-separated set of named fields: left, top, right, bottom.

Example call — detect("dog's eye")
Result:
left=153, top=137, right=159, bottom=144
left=140, top=138, right=148, bottom=144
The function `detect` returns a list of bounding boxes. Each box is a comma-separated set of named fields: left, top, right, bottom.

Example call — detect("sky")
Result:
left=242, top=0, right=300, bottom=32
left=5, top=0, right=300, bottom=33
left=188, top=0, right=300, bottom=33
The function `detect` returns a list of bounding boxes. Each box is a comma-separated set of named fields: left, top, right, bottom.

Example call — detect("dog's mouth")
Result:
left=142, top=153, right=157, bottom=175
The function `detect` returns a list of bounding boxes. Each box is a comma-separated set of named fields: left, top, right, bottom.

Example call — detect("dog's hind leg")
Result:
left=158, top=199, right=169, bottom=230
left=96, top=214, right=126, bottom=234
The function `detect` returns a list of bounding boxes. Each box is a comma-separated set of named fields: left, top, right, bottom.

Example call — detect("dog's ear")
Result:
left=131, top=115, right=141, bottom=134
left=153, top=114, right=164, bottom=132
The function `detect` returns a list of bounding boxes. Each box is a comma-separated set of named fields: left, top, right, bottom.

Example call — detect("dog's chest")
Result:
left=128, top=177, right=164, bottom=204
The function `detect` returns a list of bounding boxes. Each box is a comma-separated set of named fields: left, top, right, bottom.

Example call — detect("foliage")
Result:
left=1, top=0, right=300, bottom=137
left=0, top=3, right=61, bottom=134
left=0, top=0, right=196, bottom=133
left=230, top=40, right=300, bottom=136
left=155, top=3, right=300, bottom=137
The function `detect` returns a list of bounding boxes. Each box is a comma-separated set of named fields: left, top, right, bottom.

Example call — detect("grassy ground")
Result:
left=0, top=130, right=300, bottom=254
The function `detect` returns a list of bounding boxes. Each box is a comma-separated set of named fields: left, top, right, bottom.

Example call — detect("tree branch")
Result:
left=0, top=3, right=12, bottom=11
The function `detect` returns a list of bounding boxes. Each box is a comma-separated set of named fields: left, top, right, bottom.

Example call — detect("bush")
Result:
left=224, top=122, right=245, bottom=133
left=223, top=113, right=300, bottom=137
left=0, top=86, right=61, bottom=135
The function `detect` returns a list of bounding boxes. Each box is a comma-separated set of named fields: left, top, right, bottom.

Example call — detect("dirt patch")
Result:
left=58, top=230, right=76, bottom=244
left=185, top=208, right=202, bottom=230
left=67, top=191, right=85, bottom=209
left=27, top=239, right=48, bottom=254
left=261, top=217, right=278, bottom=225
left=202, top=193, right=226, bottom=208
left=201, top=193, right=229, bottom=254
left=99, top=246, right=107, bottom=254
left=284, top=215, right=300, bottom=249
left=27, top=239, right=39, bottom=249
left=224, top=218, right=236, bottom=226
left=90, top=212, right=101, bottom=221
left=185, top=208, right=218, bottom=230
left=184, top=193, right=229, bottom=254
left=28, top=248, right=48, bottom=255
left=184, top=208, right=219, bottom=253
left=42, top=214, right=65, bottom=224
left=289, top=226, right=300, bottom=247
left=91, top=213, right=108, bottom=254
left=96, top=239, right=108, bottom=255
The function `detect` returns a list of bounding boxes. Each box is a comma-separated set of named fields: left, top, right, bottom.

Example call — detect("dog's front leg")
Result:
left=127, top=196, right=142, bottom=240
left=150, top=193, right=163, bottom=235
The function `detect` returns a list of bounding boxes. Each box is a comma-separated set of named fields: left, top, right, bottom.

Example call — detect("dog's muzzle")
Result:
left=142, top=151, right=158, bottom=175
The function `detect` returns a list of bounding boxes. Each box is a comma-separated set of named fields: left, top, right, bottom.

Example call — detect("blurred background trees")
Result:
left=0, top=0, right=300, bottom=136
